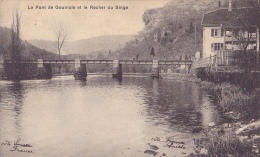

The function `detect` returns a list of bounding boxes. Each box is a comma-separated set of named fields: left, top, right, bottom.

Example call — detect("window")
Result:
left=215, top=29, right=218, bottom=36
left=247, top=43, right=257, bottom=50
left=211, top=29, right=223, bottom=37
left=215, top=43, right=221, bottom=50
left=225, top=42, right=232, bottom=50
left=250, top=33, right=257, bottom=38
left=226, top=31, right=232, bottom=37
left=211, top=43, right=224, bottom=51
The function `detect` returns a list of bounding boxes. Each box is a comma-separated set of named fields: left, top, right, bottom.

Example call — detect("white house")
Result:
left=201, top=0, right=259, bottom=66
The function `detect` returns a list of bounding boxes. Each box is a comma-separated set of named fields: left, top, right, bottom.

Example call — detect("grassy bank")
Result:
left=188, top=82, right=260, bottom=157
left=200, top=81, right=260, bottom=121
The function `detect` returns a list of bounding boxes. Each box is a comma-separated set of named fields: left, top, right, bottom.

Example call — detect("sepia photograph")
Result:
left=0, top=0, right=260, bottom=156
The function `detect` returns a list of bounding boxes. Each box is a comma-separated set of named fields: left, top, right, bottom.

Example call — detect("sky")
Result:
left=0, top=0, right=169, bottom=42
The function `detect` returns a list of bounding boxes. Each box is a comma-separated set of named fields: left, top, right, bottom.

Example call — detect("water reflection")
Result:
left=113, top=77, right=224, bottom=131
left=200, top=92, right=223, bottom=127
left=0, top=82, right=24, bottom=137
left=10, top=83, right=23, bottom=132
left=0, top=76, right=224, bottom=157
left=143, top=80, right=203, bottom=132
left=151, top=78, right=159, bottom=104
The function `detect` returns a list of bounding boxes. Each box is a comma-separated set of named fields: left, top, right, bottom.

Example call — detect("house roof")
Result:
left=201, top=7, right=258, bottom=28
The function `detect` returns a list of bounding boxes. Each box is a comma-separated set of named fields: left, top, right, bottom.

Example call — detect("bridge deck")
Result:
left=4, top=60, right=192, bottom=65
left=159, top=61, right=192, bottom=65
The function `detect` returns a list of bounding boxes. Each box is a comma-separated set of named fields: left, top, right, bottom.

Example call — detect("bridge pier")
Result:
left=151, top=60, right=159, bottom=78
left=44, top=64, right=52, bottom=79
left=112, top=60, right=122, bottom=80
left=36, top=59, right=52, bottom=79
left=74, top=59, right=87, bottom=80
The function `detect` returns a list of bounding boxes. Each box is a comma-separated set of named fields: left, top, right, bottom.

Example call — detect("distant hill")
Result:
left=28, top=35, right=134, bottom=57
left=0, top=26, right=58, bottom=60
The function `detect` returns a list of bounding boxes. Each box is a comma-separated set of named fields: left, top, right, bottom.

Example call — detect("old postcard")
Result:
left=0, top=0, right=260, bottom=157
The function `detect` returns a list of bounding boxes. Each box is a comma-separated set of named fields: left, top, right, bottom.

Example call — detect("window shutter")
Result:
left=211, top=43, right=214, bottom=51
left=218, top=29, right=221, bottom=37
left=221, top=29, right=224, bottom=37
left=211, top=29, right=214, bottom=37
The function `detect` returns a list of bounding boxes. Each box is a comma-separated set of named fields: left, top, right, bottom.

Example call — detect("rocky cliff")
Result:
left=117, top=0, right=231, bottom=60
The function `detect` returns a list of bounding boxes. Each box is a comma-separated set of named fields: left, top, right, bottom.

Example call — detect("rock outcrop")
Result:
left=118, top=0, right=231, bottom=60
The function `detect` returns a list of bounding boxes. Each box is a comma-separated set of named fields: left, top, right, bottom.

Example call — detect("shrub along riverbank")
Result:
left=188, top=81, right=260, bottom=157
left=200, top=82, right=260, bottom=121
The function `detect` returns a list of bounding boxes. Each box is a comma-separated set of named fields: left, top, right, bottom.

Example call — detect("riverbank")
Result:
left=188, top=81, right=260, bottom=157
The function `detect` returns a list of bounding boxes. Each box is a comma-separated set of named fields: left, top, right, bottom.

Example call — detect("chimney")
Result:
left=228, top=0, right=232, bottom=11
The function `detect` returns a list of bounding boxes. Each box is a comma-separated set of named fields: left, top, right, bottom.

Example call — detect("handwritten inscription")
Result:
left=151, top=136, right=186, bottom=149
left=1, top=138, right=33, bottom=153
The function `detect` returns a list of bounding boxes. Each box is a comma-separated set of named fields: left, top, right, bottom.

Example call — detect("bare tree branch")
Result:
left=234, top=29, right=253, bottom=51
left=53, top=23, right=69, bottom=73
left=54, top=23, right=69, bottom=58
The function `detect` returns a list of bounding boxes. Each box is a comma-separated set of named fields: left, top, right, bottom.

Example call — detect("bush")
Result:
left=200, top=82, right=260, bottom=120
left=194, top=127, right=252, bottom=157
left=219, top=86, right=250, bottom=112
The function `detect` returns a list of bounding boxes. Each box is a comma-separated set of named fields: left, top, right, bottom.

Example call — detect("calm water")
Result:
left=0, top=76, right=223, bottom=157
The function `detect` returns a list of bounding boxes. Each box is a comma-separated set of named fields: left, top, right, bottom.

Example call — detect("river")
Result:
left=0, top=76, right=224, bottom=157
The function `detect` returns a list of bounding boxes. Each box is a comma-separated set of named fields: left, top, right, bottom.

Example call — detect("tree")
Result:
left=233, top=29, right=257, bottom=72
left=54, top=23, right=69, bottom=58
left=136, top=54, right=139, bottom=60
left=249, top=0, right=260, bottom=65
left=150, top=47, right=155, bottom=59
left=54, top=23, right=69, bottom=73
left=11, top=10, right=21, bottom=80
left=232, top=2, right=260, bottom=72
left=189, top=21, right=194, bottom=33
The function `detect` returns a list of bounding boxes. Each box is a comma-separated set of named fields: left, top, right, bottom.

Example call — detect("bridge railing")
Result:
left=191, top=55, right=217, bottom=69
left=159, top=60, right=192, bottom=65
left=3, top=59, right=193, bottom=65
